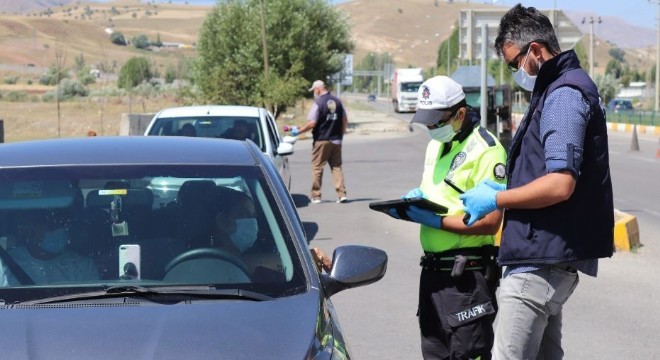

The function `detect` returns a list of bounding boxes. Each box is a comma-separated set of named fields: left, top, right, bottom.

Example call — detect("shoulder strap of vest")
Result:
left=477, top=127, right=496, bottom=147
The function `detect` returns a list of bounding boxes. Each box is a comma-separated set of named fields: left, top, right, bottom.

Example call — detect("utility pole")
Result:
left=582, top=16, right=601, bottom=79
left=650, top=0, right=660, bottom=111
left=258, top=0, right=269, bottom=77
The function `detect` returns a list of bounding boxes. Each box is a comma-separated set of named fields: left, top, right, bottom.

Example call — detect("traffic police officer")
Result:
left=389, top=76, right=507, bottom=360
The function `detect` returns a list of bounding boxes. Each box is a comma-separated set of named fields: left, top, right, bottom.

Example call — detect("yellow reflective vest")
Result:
left=419, top=126, right=507, bottom=253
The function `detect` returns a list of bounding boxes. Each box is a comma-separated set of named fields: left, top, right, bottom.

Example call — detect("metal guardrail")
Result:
left=605, top=111, right=660, bottom=126
left=512, top=104, right=660, bottom=126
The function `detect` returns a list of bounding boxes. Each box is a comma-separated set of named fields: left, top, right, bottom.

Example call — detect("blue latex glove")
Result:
left=405, top=205, right=442, bottom=229
left=459, top=181, right=501, bottom=226
left=290, top=126, right=299, bottom=136
left=483, top=179, right=506, bottom=191
left=403, top=188, right=424, bottom=199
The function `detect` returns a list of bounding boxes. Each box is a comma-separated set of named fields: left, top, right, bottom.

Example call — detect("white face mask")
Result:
left=428, top=121, right=457, bottom=143
left=513, top=48, right=537, bottom=92
left=230, top=218, right=258, bottom=253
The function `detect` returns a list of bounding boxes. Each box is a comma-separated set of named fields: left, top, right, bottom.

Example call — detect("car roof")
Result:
left=0, top=137, right=261, bottom=168
left=154, top=105, right=264, bottom=118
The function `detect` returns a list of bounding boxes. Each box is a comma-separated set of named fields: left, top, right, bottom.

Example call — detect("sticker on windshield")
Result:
left=99, top=189, right=128, bottom=196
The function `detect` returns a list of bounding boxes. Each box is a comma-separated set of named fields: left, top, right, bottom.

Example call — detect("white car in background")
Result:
left=144, top=105, right=296, bottom=190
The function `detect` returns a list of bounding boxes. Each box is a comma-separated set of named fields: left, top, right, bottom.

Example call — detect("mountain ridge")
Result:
left=5, top=0, right=653, bottom=50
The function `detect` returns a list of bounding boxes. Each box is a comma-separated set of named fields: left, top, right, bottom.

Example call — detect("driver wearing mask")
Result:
left=0, top=210, right=100, bottom=286
left=210, top=188, right=259, bottom=256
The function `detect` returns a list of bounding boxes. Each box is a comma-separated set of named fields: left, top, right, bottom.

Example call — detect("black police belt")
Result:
left=420, top=246, right=498, bottom=278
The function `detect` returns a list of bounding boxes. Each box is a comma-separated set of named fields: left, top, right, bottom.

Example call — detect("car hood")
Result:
left=0, top=290, right=323, bottom=360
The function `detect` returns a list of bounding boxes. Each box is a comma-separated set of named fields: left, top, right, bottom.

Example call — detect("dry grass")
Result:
left=0, top=0, right=206, bottom=72
left=0, top=95, right=184, bottom=142
left=0, top=0, right=640, bottom=143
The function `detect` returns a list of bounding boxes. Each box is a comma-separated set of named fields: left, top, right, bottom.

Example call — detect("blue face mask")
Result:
left=40, top=228, right=69, bottom=254
left=230, top=218, right=258, bottom=253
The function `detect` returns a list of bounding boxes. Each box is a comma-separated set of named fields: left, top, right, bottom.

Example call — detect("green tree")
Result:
left=258, top=61, right=308, bottom=116
left=132, top=34, right=150, bottom=49
left=593, top=73, right=617, bottom=104
left=195, top=0, right=352, bottom=115
left=605, top=59, right=623, bottom=78
left=573, top=41, right=589, bottom=72
left=608, top=47, right=626, bottom=63
left=110, top=32, right=127, bottom=46
left=153, top=33, right=163, bottom=47
left=74, top=53, right=85, bottom=72
left=118, top=57, right=152, bottom=89
left=436, top=23, right=459, bottom=75
left=354, top=52, right=392, bottom=93
left=650, top=64, right=656, bottom=84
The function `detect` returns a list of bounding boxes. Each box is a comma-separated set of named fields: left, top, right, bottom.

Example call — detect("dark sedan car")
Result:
left=0, top=137, right=387, bottom=359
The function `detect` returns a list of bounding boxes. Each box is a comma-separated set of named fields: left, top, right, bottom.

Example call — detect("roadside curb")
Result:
left=613, top=209, right=641, bottom=252
left=606, top=122, right=660, bottom=136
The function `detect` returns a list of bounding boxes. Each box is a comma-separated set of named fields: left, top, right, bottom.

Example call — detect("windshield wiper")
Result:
left=13, top=285, right=273, bottom=306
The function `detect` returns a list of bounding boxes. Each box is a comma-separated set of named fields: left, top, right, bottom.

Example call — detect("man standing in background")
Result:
left=291, top=80, right=348, bottom=204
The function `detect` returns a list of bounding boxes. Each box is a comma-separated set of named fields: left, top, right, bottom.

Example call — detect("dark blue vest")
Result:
left=499, top=50, right=614, bottom=265
left=312, top=92, right=345, bottom=141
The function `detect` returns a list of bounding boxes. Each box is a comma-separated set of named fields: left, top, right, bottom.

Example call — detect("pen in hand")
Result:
left=443, top=178, right=471, bottom=225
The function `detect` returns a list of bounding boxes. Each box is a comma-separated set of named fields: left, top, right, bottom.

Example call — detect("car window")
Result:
left=0, top=164, right=306, bottom=303
left=148, top=116, right=266, bottom=152
left=608, top=99, right=633, bottom=110
left=264, top=112, right=281, bottom=151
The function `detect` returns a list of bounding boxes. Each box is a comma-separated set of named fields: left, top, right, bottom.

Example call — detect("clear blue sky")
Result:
left=497, top=0, right=658, bottom=29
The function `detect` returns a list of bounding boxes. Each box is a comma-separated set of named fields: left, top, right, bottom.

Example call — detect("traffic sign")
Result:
left=459, top=8, right=583, bottom=61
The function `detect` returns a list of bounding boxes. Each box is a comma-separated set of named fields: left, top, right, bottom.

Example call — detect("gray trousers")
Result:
left=492, top=265, right=579, bottom=360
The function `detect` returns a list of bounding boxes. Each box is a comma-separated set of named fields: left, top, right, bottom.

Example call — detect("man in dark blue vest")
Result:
left=459, top=4, right=614, bottom=359
left=291, top=80, right=348, bottom=204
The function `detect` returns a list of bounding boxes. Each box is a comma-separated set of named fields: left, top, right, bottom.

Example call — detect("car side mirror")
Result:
left=276, top=142, right=294, bottom=156
left=320, top=245, right=388, bottom=297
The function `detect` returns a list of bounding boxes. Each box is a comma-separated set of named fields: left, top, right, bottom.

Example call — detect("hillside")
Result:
left=0, top=0, right=76, bottom=14
left=0, top=0, right=205, bottom=76
left=0, top=0, right=652, bottom=83
left=338, top=0, right=497, bottom=69
left=337, top=0, right=654, bottom=77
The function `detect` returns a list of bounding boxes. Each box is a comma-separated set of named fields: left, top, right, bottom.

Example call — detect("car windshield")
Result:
left=147, top=116, right=265, bottom=152
left=400, top=82, right=422, bottom=92
left=608, top=99, right=633, bottom=110
left=0, top=164, right=306, bottom=303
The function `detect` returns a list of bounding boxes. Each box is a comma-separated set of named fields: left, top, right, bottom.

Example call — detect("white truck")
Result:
left=390, top=68, right=424, bottom=113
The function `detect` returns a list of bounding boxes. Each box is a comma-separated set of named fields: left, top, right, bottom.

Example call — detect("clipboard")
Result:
left=369, top=197, right=448, bottom=219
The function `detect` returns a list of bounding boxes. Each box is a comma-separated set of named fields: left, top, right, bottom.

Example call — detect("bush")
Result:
left=39, top=66, right=69, bottom=86
left=5, top=91, right=28, bottom=102
left=132, top=34, right=150, bottom=49
left=3, top=76, right=18, bottom=84
left=77, top=67, right=96, bottom=86
left=60, top=79, right=89, bottom=98
left=164, top=64, right=176, bottom=84
left=42, top=79, right=88, bottom=101
left=110, top=31, right=127, bottom=46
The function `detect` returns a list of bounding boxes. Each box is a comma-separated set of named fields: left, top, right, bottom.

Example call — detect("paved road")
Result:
left=289, top=100, right=660, bottom=359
